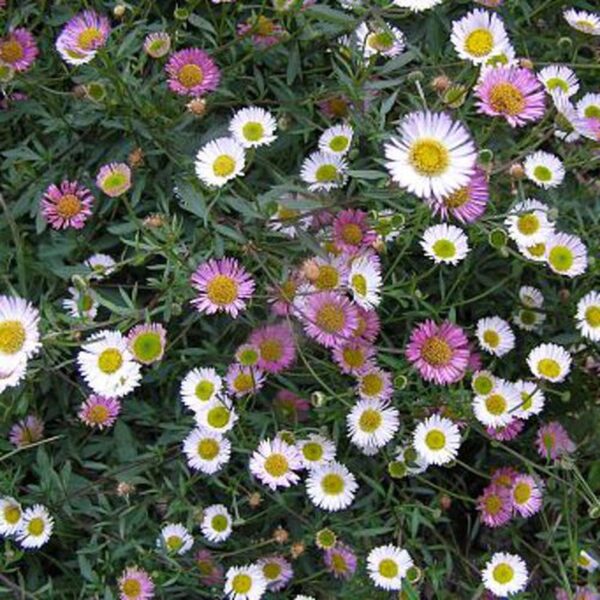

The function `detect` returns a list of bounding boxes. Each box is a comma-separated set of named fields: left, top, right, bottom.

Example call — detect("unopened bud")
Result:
left=431, top=75, right=452, bottom=93
left=187, top=98, right=207, bottom=117
left=128, top=147, right=145, bottom=168
left=519, top=58, right=534, bottom=70
left=113, top=4, right=126, bottom=18
left=290, top=542, right=305, bottom=559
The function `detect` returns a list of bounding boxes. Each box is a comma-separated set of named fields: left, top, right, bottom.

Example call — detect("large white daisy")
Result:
left=300, top=151, right=348, bottom=192
left=200, top=504, right=233, bottom=543
left=306, top=461, right=358, bottom=511
left=180, top=367, right=224, bottom=414
left=524, top=151, right=565, bottom=189
left=195, top=137, right=245, bottom=187
left=481, top=552, right=528, bottom=597
left=413, top=415, right=461, bottom=466
left=16, top=504, right=54, bottom=549
left=224, top=564, right=268, bottom=600
left=476, top=316, right=515, bottom=357
left=367, top=544, right=414, bottom=590
left=505, top=199, right=553, bottom=247
left=576, top=290, right=600, bottom=341
left=157, top=522, right=194, bottom=555
left=0, top=295, right=41, bottom=368
left=183, top=427, right=231, bottom=474
left=473, top=381, right=520, bottom=427
left=527, top=343, right=572, bottom=383
left=348, top=254, right=382, bottom=309
left=229, top=106, right=277, bottom=148
left=347, top=398, right=399, bottom=451
left=420, top=223, right=470, bottom=265
left=249, top=438, right=302, bottom=491
left=0, top=496, right=23, bottom=536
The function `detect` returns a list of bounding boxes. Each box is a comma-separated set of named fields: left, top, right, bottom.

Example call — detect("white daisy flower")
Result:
left=85, top=253, right=116, bottom=280
left=519, top=286, right=544, bottom=308
left=183, top=427, right=231, bottom=474
left=384, top=111, right=477, bottom=200
left=195, top=137, right=245, bottom=187
left=545, top=231, right=588, bottom=277
left=355, top=22, right=406, bottom=58
left=268, top=201, right=311, bottom=239
left=62, top=286, right=98, bottom=320
left=476, top=316, right=515, bottom=357
left=296, top=434, right=336, bottom=470
left=576, top=290, right=600, bottom=341
left=553, top=92, right=584, bottom=142
left=367, top=544, right=414, bottom=591
left=395, top=445, right=429, bottom=476
left=480, top=43, right=518, bottom=72
left=450, top=9, right=511, bottom=65
left=513, top=305, right=546, bottom=331
left=157, top=522, right=194, bottom=555
left=300, top=151, right=348, bottom=192
left=0, top=295, right=41, bottom=369
left=577, top=92, right=600, bottom=121
left=348, top=254, right=382, bottom=309
left=413, top=415, right=461, bottom=466
left=229, top=106, right=277, bottom=148
left=77, top=330, right=142, bottom=398
left=420, top=223, right=470, bottom=265
left=180, top=367, right=224, bottom=414
left=0, top=496, right=23, bottom=536
left=563, top=9, right=600, bottom=36
left=391, top=0, right=443, bottom=11
left=374, top=209, right=403, bottom=243
left=537, top=65, right=579, bottom=98
left=306, top=461, right=358, bottom=511
left=471, top=370, right=497, bottom=397
left=318, top=124, right=353, bottom=156
left=224, top=564, right=268, bottom=600
left=307, top=254, right=349, bottom=292
left=249, top=438, right=302, bottom=491
left=578, top=549, right=599, bottom=572
left=505, top=199, right=553, bottom=247
left=524, top=151, right=565, bottom=189
left=0, top=357, right=28, bottom=394
left=514, top=380, right=545, bottom=419
left=473, top=380, right=520, bottom=427
left=481, top=552, right=528, bottom=597
left=347, top=398, right=399, bottom=451
left=200, top=504, right=233, bottom=543
left=527, top=343, right=572, bottom=383
left=16, top=504, right=53, bottom=549
left=517, top=240, right=548, bottom=263
left=194, top=397, right=238, bottom=434
left=56, top=34, right=96, bottom=66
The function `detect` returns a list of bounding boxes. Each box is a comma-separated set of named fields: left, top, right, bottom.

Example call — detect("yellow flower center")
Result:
left=211, top=514, right=229, bottom=532
left=340, top=223, right=363, bottom=246
left=315, top=303, right=345, bottom=333
left=280, top=280, right=297, bottom=302
left=483, top=329, right=500, bottom=348
left=537, top=358, right=560, bottom=379
left=342, top=346, right=365, bottom=369
left=485, top=393, right=507, bottom=416
left=421, top=336, right=452, bottom=367
left=351, top=274, right=367, bottom=297
left=548, top=246, right=574, bottom=272
left=517, top=213, right=540, bottom=235
left=195, top=380, right=215, bottom=401
left=206, top=275, right=238, bottom=305
left=575, top=19, right=595, bottom=33
left=27, top=517, right=45, bottom=536
left=358, top=408, right=382, bottom=433
left=578, top=554, right=591, bottom=567
left=264, top=453, right=289, bottom=477
left=242, top=121, right=264, bottom=142
left=315, top=265, right=340, bottom=290
left=513, top=482, right=531, bottom=504
left=527, top=242, right=546, bottom=258
left=55, top=194, right=82, bottom=219
left=360, top=372, right=383, bottom=397
left=473, top=375, right=493, bottom=396
left=328, top=135, right=349, bottom=153
left=263, top=562, right=282, bottom=580
left=321, top=473, right=344, bottom=495
left=78, top=27, right=103, bottom=50
left=533, top=165, right=552, bottom=182
left=492, top=563, right=514, bottom=584
left=584, top=105, right=600, bottom=119
left=465, top=28, right=494, bottom=57
left=432, top=239, right=456, bottom=259
left=178, top=63, right=204, bottom=88
left=302, top=442, right=323, bottom=461
left=585, top=306, right=600, bottom=328
left=88, top=404, right=110, bottom=424
left=0, top=40, right=24, bottom=64
left=97, top=348, right=123, bottom=374
left=259, top=338, right=283, bottom=362
left=212, top=155, right=236, bottom=178
left=231, top=574, right=252, bottom=594
left=378, top=558, right=399, bottom=578
left=489, top=82, right=526, bottom=116
left=409, top=139, right=449, bottom=177
left=520, top=391, right=533, bottom=411
left=315, top=164, right=338, bottom=183
left=256, top=16, right=275, bottom=36
left=367, top=30, right=395, bottom=51
left=197, top=438, right=220, bottom=460
left=233, top=372, right=255, bottom=393
left=4, top=504, right=21, bottom=524
left=0, top=320, right=26, bottom=354
left=122, top=579, right=141, bottom=598
left=206, top=405, right=230, bottom=428
left=424, top=429, right=446, bottom=451
left=166, top=535, right=183, bottom=551
left=484, top=493, right=503, bottom=516
left=443, top=186, right=469, bottom=208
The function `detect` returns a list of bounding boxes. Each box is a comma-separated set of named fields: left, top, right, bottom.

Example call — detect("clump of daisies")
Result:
left=0, top=497, right=54, bottom=549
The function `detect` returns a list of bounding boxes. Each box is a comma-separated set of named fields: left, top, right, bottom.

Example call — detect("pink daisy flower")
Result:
left=118, top=567, right=155, bottom=600
left=477, top=483, right=513, bottom=528
left=355, top=366, right=393, bottom=402
left=165, top=48, right=220, bottom=97
left=248, top=323, right=296, bottom=374
left=301, top=291, right=359, bottom=348
left=332, top=209, right=377, bottom=255
left=196, top=549, right=224, bottom=586
left=268, top=274, right=301, bottom=317
left=96, top=163, right=132, bottom=198
left=511, top=474, right=543, bottom=517
left=429, top=167, right=489, bottom=223
left=0, top=28, right=38, bottom=72
left=490, top=466, right=519, bottom=489
left=41, top=180, right=94, bottom=230
left=324, top=542, right=358, bottom=580
left=78, top=395, right=121, bottom=430
left=249, top=438, right=302, bottom=491
left=475, top=66, right=546, bottom=127
left=406, top=320, right=470, bottom=385
left=273, top=389, right=310, bottom=423
left=352, top=306, right=381, bottom=342
left=332, top=340, right=376, bottom=375
left=9, top=415, right=44, bottom=448
left=536, top=421, right=575, bottom=460
left=225, top=363, right=265, bottom=397
left=486, top=418, right=525, bottom=442
left=237, top=16, right=285, bottom=48
left=59, top=10, right=110, bottom=54
left=190, top=257, right=255, bottom=317
left=467, top=342, right=483, bottom=373
left=257, top=554, right=294, bottom=591
left=555, top=587, right=599, bottom=600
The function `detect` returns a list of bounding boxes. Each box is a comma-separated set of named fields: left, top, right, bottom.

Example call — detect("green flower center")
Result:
left=27, top=517, right=45, bottom=536
left=206, top=406, right=230, bottom=429
left=548, top=246, right=574, bottom=272
left=485, top=393, right=507, bottom=415
left=302, top=442, right=323, bottom=462
left=132, top=332, right=162, bottom=362
left=231, top=574, right=252, bottom=594
left=537, top=358, right=560, bottom=379
left=315, top=164, right=338, bottom=183
left=432, top=239, right=456, bottom=260
left=585, top=306, right=600, bottom=327
left=242, top=122, right=264, bottom=142
left=328, top=135, right=349, bottom=152
left=533, top=165, right=552, bottom=182
left=211, top=514, right=229, bottom=532
left=424, top=429, right=446, bottom=451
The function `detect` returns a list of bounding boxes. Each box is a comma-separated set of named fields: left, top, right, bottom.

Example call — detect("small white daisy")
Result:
left=0, top=295, right=41, bottom=368
left=77, top=330, right=142, bottom=398
left=195, top=137, right=245, bottom=187
left=249, top=438, right=302, bottom=491
left=229, top=106, right=277, bottom=148
left=348, top=254, right=382, bottom=309
left=224, top=564, right=268, bottom=600
left=481, top=552, right=528, bottom=597
left=420, top=224, right=469, bottom=265
left=578, top=549, right=599, bottom=572
left=0, top=357, right=28, bottom=394
left=391, top=0, right=443, bottom=11
left=476, top=316, right=515, bottom=357
left=62, top=286, right=98, bottom=320
left=563, top=9, right=600, bottom=36
left=450, top=8, right=511, bottom=65
left=355, top=22, right=406, bottom=58
left=527, top=343, right=572, bottom=383
left=268, top=201, right=311, bottom=239
left=505, top=199, right=553, bottom=247
left=519, top=286, right=544, bottom=308
left=16, top=504, right=54, bottom=549
left=0, top=496, right=23, bottom=536
left=413, top=414, right=461, bottom=466
left=180, top=367, right=224, bottom=414
left=577, top=92, right=600, bottom=121
left=300, top=151, right=348, bottom=192
left=296, top=434, right=336, bottom=470
left=471, top=370, right=497, bottom=397
left=513, top=305, right=546, bottom=331
left=473, top=380, right=520, bottom=427
left=514, top=380, right=545, bottom=419
left=183, top=427, right=231, bottom=474
left=395, top=445, right=429, bottom=476
left=576, top=290, right=600, bottom=341
left=157, top=522, right=194, bottom=555
left=384, top=111, right=477, bottom=200
left=517, top=240, right=548, bottom=264
left=194, top=397, right=238, bottom=434
left=545, top=231, right=588, bottom=278
left=347, top=398, right=400, bottom=452
left=537, top=65, right=579, bottom=98
left=306, top=461, right=358, bottom=512
left=367, top=544, right=414, bottom=591
left=524, top=151, right=565, bottom=189
left=318, top=124, right=353, bottom=156
left=85, top=253, right=116, bottom=280
left=200, top=504, right=233, bottom=544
